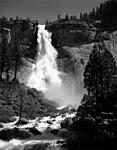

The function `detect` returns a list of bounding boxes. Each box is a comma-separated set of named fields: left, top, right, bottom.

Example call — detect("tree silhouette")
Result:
left=57, top=14, right=61, bottom=20
left=84, top=42, right=117, bottom=111
left=0, top=28, right=12, bottom=80
left=65, top=14, right=69, bottom=20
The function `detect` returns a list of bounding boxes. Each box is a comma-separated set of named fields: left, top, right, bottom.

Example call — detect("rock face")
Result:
left=46, top=20, right=117, bottom=99
left=46, top=20, right=96, bottom=47
left=55, top=30, right=117, bottom=98
left=0, top=80, right=58, bottom=120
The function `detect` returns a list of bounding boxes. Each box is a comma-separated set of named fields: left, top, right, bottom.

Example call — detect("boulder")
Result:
left=59, top=107, right=71, bottom=115
left=12, top=127, right=32, bottom=139
left=46, top=120, right=53, bottom=125
left=15, top=117, right=29, bottom=126
left=0, top=124, right=3, bottom=128
left=24, top=143, right=49, bottom=150
left=61, top=117, right=73, bottom=129
left=0, top=127, right=32, bottom=141
left=50, top=129, right=59, bottom=135
left=28, top=127, right=42, bottom=135
left=58, top=128, right=70, bottom=139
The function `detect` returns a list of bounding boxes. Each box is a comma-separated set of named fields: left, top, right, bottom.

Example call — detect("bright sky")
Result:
left=0, top=0, right=106, bottom=24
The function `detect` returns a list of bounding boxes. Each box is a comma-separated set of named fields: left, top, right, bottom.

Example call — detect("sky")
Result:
left=0, top=0, right=106, bottom=24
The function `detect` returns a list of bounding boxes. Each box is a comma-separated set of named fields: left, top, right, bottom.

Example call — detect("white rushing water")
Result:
left=0, top=113, right=76, bottom=150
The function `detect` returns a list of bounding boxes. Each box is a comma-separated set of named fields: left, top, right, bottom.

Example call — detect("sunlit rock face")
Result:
left=56, top=31, right=117, bottom=101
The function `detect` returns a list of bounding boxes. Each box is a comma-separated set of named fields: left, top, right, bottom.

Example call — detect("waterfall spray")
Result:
left=22, top=25, right=83, bottom=106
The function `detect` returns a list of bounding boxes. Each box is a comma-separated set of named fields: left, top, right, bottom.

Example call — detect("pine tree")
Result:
left=80, top=12, right=83, bottom=20
left=12, top=36, right=21, bottom=81
left=83, top=13, right=89, bottom=21
left=0, top=32, right=7, bottom=79
left=65, top=14, right=69, bottom=20
left=11, top=23, right=22, bottom=82
left=57, top=14, right=61, bottom=20
left=84, top=42, right=117, bottom=110
left=0, top=28, right=12, bottom=80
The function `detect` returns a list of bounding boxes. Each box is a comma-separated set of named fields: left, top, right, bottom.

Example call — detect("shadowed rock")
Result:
left=15, top=117, right=29, bottom=126
left=0, top=127, right=32, bottom=141
left=28, top=127, right=42, bottom=135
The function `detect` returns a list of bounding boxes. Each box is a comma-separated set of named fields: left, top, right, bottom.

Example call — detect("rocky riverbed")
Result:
left=0, top=111, right=76, bottom=150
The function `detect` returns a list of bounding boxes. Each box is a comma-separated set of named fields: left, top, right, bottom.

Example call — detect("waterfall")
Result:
left=24, top=25, right=82, bottom=106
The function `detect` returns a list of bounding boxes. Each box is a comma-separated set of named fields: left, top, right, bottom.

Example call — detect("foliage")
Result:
left=0, top=17, right=38, bottom=81
left=80, top=0, right=117, bottom=25
left=84, top=42, right=117, bottom=111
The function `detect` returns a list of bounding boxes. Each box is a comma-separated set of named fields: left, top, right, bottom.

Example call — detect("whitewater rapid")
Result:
left=0, top=113, right=76, bottom=150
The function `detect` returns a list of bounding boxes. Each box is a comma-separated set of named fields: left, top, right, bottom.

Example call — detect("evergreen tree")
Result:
left=65, top=14, right=69, bottom=20
left=89, top=8, right=96, bottom=20
left=84, top=42, right=117, bottom=110
left=10, top=22, right=22, bottom=82
left=0, top=31, right=7, bottom=79
left=82, top=13, right=89, bottom=20
left=45, top=20, right=49, bottom=25
left=70, top=16, right=74, bottom=20
left=73, top=15, right=77, bottom=20
left=12, top=35, right=21, bottom=81
left=80, top=12, right=83, bottom=20
left=57, top=14, right=61, bottom=20
left=0, top=28, right=12, bottom=80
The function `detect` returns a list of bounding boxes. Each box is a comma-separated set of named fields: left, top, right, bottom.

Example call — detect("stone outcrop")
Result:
left=0, top=80, right=58, bottom=120
left=46, top=19, right=96, bottom=47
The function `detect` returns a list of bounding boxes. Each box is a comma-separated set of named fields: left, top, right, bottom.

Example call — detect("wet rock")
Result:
left=24, top=143, right=49, bottom=150
left=59, top=107, right=71, bottom=115
left=0, top=124, right=3, bottom=128
left=12, top=127, right=32, bottom=139
left=0, top=128, right=13, bottom=141
left=46, top=120, right=53, bottom=125
left=49, top=113, right=57, bottom=118
left=0, top=127, right=32, bottom=141
left=61, top=114, right=66, bottom=118
left=51, top=119, right=56, bottom=122
left=28, top=127, right=42, bottom=135
left=58, top=128, right=70, bottom=139
left=15, top=117, right=29, bottom=125
left=57, top=139, right=66, bottom=145
left=51, top=129, right=60, bottom=135
left=71, top=108, right=76, bottom=113
left=61, top=117, right=73, bottom=129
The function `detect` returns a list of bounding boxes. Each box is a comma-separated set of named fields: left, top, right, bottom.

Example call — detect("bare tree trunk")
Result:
left=19, top=93, right=23, bottom=119
left=0, top=67, right=3, bottom=80
left=14, top=59, right=18, bottom=81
